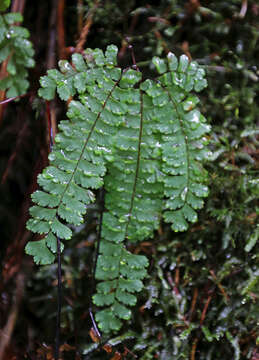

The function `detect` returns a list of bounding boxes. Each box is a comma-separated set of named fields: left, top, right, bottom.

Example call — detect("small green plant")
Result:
left=0, top=9, right=34, bottom=97
left=25, top=45, right=210, bottom=332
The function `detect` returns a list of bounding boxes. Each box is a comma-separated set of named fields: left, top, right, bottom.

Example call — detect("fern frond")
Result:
left=0, top=12, right=35, bottom=97
left=93, top=52, right=211, bottom=332
left=26, top=45, right=122, bottom=264
left=26, top=45, right=211, bottom=332
left=93, top=71, right=163, bottom=331
left=145, top=53, right=211, bottom=232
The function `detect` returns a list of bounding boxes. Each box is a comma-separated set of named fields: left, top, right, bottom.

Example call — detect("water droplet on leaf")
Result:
left=181, top=187, right=188, bottom=201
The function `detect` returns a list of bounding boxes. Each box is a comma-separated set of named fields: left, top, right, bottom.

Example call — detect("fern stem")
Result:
left=89, top=307, right=101, bottom=339
left=46, top=101, right=54, bottom=149
left=46, top=99, right=61, bottom=360
left=52, top=76, right=123, bottom=354
left=55, top=236, right=62, bottom=360
left=128, top=44, right=139, bottom=72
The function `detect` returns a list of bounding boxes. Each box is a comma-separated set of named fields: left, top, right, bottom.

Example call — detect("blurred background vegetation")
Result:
left=0, top=0, right=258, bottom=359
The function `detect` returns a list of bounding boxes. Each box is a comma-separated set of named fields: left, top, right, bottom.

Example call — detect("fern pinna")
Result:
left=25, top=45, right=211, bottom=333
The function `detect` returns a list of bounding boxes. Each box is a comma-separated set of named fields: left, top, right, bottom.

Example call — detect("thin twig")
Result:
left=209, top=269, right=230, bottom=303
left=189, top=287, right=198, bottom=322
left=200, top=295, right=212, bottom=326
left=45, top=102, right=54, bottom=157
left=128, top=44, right=139, bottom=71
left=57, top=0, right=66, bottom=59
left=89, top=310, right=101, bottom=339
left=190, top=338, right=198, bottom=360
left=77, top=0, right=84, bottom=35
left=75, top=0, right=99, bottom=53
left=46, top=0, right=58, bottom=138
left=0, top=59, right=9, bottom=123
left=0, top=92, right=32, bottom=106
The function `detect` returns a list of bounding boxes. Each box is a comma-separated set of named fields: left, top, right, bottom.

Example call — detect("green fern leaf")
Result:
left=93, top=50, right=211, bottom=332
left=25, top=239, right=55, bottom=265
left=0, top=13, right=34, bottom=97
left=26, top=45, right=211, bottom=332
left=143, top=53, right=211, bottom=232
left=26, top=46, right=124, bottom=264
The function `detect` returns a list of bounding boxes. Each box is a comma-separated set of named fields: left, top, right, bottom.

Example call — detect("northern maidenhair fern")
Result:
left=0, top=11, right=34, bottom=97
left=25, top=45, right=211, bottom=332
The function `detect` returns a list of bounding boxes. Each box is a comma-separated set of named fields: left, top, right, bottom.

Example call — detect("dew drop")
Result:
left=63, top=63, right=71, bottom=71
left=48, top=153, right=56, bottom=161
left=180, top=187, right=188, bottom=201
